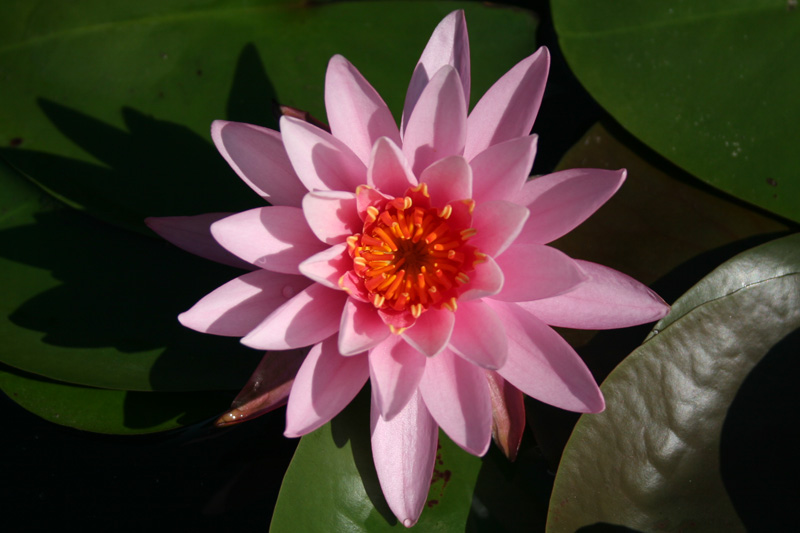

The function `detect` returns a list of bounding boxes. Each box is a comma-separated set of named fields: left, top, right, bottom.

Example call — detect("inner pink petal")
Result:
left=492, top=243, right=587, bottom=302
left=419, top=155, right=472, bottom=207
left=401, top=307, right=455, bottom=356
left=369, top=335, right=427, bottom=420
left=469, top=200, right=530, bottom=257
left=368, top=137, right=418, bottom=197
left=338, top=299, right=392, bottom=356
left=449, top=300, right=508, bottom=369
left=470, top=134, right=538, bottom=203
left=302, top=190, right=361, bottom=245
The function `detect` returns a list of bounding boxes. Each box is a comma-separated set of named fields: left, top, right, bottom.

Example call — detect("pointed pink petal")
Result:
left=285, top=336, right=368, bottom=437
left=464, top=47, right=550, bottom=161
left=488, top=301, right=604, bottom=413
left=325, top=55, right=402, bottom=166
left=492, top=244, right=587, bottom=302
left=241, top=283, right=347, bottom=350
left=302, top=190, right=361, bottom=245
left=211, top=120, right=307, bottom=206
left=419, top=349, right=491, bottom=455
left=419, top=155, right=472, bottom=207
left=145, top=214, right=254, bottom=270
left=298, top=244, right=351, bottom=290
left=470, top=134, right=538, bottom=203
left=403, top=66, right=467, bottom=177
left=355, top=185, right=392, bottom=221
left=367, top=137, right=418, bottom=197
left=485, top=371, right=526, bottom=461
left=515, top=168, right=626, bottom=244
left=449, top=300, right=508, bottom=369
left=519, top=260, right=669, bottom=329
left=210, top=207, right=326, bottom=274
left=280, top=116, right=367, bottom=192
left=470, top=200, right=529, bottom=257
left=371, top=390, right=438, bottom=528
left=179, top=270, right=312, bottom=336
left=459, top=255, right=504, bottom=301
left=402, top=307, right=455, bottom=356
left=402, top=10, right=470, bottom=136
left=369, top=335, right=427, bottom=420
left=338, top=299, right=391, bottom=356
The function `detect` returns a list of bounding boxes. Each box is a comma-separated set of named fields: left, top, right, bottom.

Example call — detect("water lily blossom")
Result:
left=148, top=10, right=668, bottom=527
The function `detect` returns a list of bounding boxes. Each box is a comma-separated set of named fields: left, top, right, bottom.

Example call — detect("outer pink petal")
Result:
left=325, top=55, right=402, bottom=166
left=492, top=244, right=587, bottom=302
left=419, top=155, right=472, bottom=207
left=211, top=120, right=307, bottom=206
left=470, top=200, right=529, bottom=257
left=401, top=307, right=455, bottom=356
left=211, top=207, right=326, bottom=274
left=402, top=10, right=470, bottom=136
left=515, top=168, right=626, bottom=245
left=464, top=47, right=550, bottom=161
left=241, top=283, right=347, bottom=350
left=369, top=335, right=427, bottom=420
left=179, top=270, right=312, bottom=336
left=298, top=244, right=351, bottom=290
left=284, top=336, right=368, bottom=437
left=449, top=300, right=508, bottom=369
left=469, top=134, right=538, bottom=203
left=367, top=137, right=418, bottom=197
left=145, top=214, right=254, bottom=270
left=519, top=260, right=669, bottom=329
left=371, top=390, right=438, bottom=528
left=488, top=301, right=604, bottom=413
left=459, top=256, right=504, bottom=301
left=419, top=349, right=492, bottom=455
left=280, top=116, right=367, bottom=192
left=302, top=190, right=361, bottom=245
left=338, top=299, right=391, bottom=356
left=403, top=66, right=467, bottom=177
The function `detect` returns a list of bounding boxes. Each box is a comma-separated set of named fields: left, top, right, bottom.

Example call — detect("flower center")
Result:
left=349, top=193, right=477, bottom=318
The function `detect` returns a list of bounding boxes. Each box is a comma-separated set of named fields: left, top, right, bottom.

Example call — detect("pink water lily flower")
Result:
left=148, top=11, right=668, bottom=527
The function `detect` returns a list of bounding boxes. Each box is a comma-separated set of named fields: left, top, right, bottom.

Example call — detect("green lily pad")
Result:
left=270, top=391, right=481, bottom=532
left=546, top=233, right=800, bottom=532
left=551, top=0, right=800, bottom=222
left=0, top=0, right=537, bottom=232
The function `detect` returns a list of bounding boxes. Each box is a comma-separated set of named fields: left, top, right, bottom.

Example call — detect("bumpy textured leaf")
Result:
left=546, top=234, right=800, bottom=532
left=552, top=0, right=800, bottom=222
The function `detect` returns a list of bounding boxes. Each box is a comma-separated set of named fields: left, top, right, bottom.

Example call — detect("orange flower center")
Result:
left=349, top=194, right=477, bottom=318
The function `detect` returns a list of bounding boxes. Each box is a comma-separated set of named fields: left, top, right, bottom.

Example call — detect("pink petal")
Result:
left=211, top=120, right=307, bottom=207
left=280, top=116, right=367, bottom=192
left=403, top=66, right=467, bottom=177
left=369, top=335, right=427, bottom=420
left=145, top=214, right=254, bottom=270
left=298, top=244, right=351, bottom=290
left=470, top=200, right=530, bottom=257
left=459, top=255, right=504, bottom=301
left=211, top=207, right=326, bottom=274
left=464, top=47, right=550, bottom=161
left=519, top=260, right=669, bottom=329
left=338, top=299, right=391, bottom=356
left=371, top=390, right=438, bottom=528
left=402, top=10, right=470, bottom=136
left=515, top=168, right=626, bottom=244
left=449, top=300, right=508, bottom=369
left=419, top=155, right=472, bottom=207
left=469, top=134, right=537, bottom=203
left=241, top=283, right=347, bottom=350
left=325, top=55, right=402, bottom=166
left=485, top=371, right=526, bottom=462
left=419, top=349, right=491, bottom=455
left=179, top=270, right=312, bottom=336
left=492, top=243, right=587, bottom=302
left=284, top=336, right=368, bottom=437
left=488, top=301, right=604, bottom=413
left=401, top=307, right=455, bottom=356
left=367, top=137, right=418, bottom=197
left=302, top=190, right=361, bottom=245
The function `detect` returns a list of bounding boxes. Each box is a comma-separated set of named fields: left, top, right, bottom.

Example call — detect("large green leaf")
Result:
left=0, top=0, right=537, bottom=232
left=551, top=0, right=800, bottom=222
left=546, top=233, right=800, bottom=532
left=270, top=392, right=481, bottom=532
